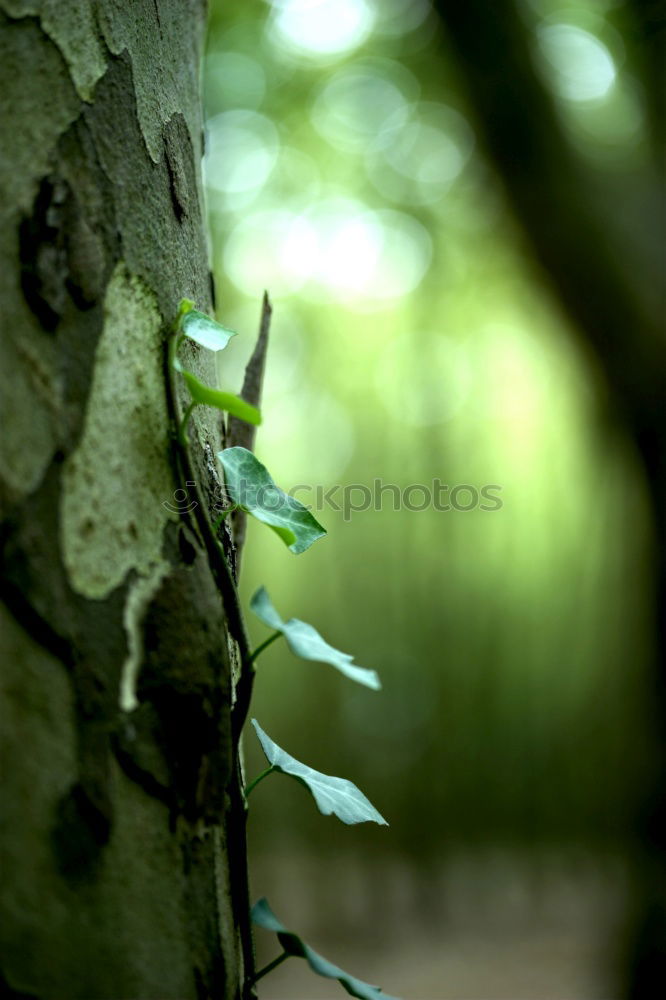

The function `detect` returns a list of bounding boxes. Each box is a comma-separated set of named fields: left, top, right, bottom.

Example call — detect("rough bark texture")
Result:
left=0, top=3, right=251, bottom=997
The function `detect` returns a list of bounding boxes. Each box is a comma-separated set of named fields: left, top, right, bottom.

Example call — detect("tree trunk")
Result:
left=0, top=3, right=252, bottom=997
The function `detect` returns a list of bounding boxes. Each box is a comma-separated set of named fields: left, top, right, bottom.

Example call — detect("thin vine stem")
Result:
left=212, top=504, right=238, bottom=533
left=166, top=328, right=252, bottom=672
left=252, top=950, right=289, bottom=983
left=166, top=317, right=262, bottom=991
left=178, top=400, right=197, bottom=444
left=245, top=766, right=276, bottom=798
left=249, top=630, right=281, bottom=662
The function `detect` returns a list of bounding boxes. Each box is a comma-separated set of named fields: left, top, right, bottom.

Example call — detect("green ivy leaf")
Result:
left=252, top=897, right=401, bottom=1000
left=217, top=447, right=326, bottom=554
left=179, top=307, right=236, bottom=352
left=179, top=368, right=261, bottom=425
left=251, top=719, right=387, bottom=826
left=250, top=587, right=380, bottom=690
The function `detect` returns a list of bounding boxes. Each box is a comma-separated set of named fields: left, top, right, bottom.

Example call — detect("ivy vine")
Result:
left=167, top=298, right=400, bottom=1000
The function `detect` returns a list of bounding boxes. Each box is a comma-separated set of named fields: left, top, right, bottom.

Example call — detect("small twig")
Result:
left=227, top=292, right=272, bottom=568
left=227, top=291, right=272, bottom=453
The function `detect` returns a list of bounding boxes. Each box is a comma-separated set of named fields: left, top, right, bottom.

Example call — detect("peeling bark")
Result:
left=0, top=3, right=251, bottom=997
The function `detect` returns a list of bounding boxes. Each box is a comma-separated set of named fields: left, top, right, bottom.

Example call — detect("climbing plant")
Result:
left=167, top=298, right=399, bottom=1000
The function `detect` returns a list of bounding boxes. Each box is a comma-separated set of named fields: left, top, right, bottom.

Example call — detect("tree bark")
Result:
left=0, top=2, right=252, bottom=997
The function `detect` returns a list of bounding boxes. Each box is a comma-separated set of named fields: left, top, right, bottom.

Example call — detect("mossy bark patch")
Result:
left=0, top=606, right=203, bottom=998
left=0, top=13, right=79, bottom=501
left=60, top=261, right=173, bottom=599
left=0, top=0, right=108, bottom=101
left=96, top=0, right=203, bottom=163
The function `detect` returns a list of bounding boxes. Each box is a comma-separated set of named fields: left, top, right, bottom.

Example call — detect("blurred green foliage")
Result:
left=204, top=0, right=653, bottom=861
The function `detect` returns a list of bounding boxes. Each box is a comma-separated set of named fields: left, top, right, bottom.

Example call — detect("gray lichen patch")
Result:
left=96, top=0, right=203, bottom=164
left=1, top=0, right=108, bottom=101
left=60, top=261, right=174, bottom=599
left=0, top=10, right=80, bottom=213
left=40, top=0, right=107, bottom=101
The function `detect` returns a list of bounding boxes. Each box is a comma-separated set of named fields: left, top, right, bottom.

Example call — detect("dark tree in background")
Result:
left=434, top=0, right=665, bottom=991
left=0, top=3, right=252, bottom=997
